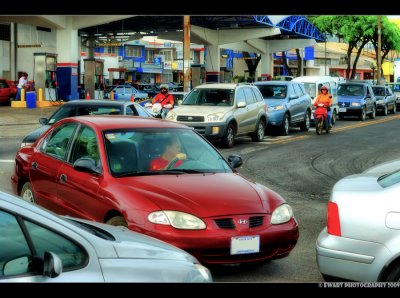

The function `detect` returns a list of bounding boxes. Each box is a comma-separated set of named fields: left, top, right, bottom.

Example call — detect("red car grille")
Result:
left=188, top=240, right=297, bottom=265
left=214, top=216, right=264, bottom=229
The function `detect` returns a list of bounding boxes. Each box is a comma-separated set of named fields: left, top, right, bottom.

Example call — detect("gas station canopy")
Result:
left=78, top=15, right=325, bottom=42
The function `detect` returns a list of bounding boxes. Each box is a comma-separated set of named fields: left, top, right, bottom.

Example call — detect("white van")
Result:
left=292, top=76, right=339, bottom=123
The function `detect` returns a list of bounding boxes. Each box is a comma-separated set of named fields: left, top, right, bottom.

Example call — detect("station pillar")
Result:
left=205, top=45, right=221, bottom=83
left=56, top=21, right=79, bottom=100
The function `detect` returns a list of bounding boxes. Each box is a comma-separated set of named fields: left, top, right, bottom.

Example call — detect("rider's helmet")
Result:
left=160, top=84, right=169, bottom=91
left=320, top=86, right=328, bottom=91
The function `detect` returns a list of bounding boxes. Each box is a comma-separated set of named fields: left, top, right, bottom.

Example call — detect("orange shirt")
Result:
left=314, top=93, right=332, bottom=107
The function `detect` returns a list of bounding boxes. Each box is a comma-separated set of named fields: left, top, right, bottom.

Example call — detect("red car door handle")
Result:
left=31, top=162, right=38, bottom=170
left=60, top=174, right=67, bottom=183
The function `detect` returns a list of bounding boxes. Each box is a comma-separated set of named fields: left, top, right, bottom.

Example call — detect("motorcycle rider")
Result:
left=149, top=84, right=175, bottom=118
left=314, top=85, right=333, bottom=129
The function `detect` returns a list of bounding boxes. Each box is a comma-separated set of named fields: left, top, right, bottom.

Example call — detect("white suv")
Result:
left=166, top=83, right=267, bottom=148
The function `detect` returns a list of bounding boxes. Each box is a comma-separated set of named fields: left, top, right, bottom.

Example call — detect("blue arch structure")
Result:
left=253, top=15, right=325, bottom=42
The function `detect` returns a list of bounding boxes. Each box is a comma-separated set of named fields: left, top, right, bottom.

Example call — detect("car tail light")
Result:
left=327, top=201, right=341, bottom=236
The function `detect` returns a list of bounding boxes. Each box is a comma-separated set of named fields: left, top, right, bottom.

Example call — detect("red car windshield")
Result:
left=103, top=128, right=232, bottom=177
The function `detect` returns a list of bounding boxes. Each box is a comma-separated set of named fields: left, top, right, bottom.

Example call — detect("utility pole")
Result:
left=183, top=16, right=191, bottom=92
left=324, top=35, right=327, bottom=75
left=377, top=15, right=382, bottom=85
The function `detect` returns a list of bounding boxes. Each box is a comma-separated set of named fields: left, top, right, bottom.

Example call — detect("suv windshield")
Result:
left=256, top=85, right=287, bottom=99
left=372, top=87, right=385, bottom=96
left=338, top=85, right=364, bottom=96
left=183, top=88, right=235, bottom=106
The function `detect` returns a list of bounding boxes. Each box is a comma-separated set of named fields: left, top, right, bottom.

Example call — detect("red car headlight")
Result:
left=148, top=211, right=206, bottom=230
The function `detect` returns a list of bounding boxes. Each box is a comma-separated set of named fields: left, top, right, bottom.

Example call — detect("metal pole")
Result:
left=324, top=36, right=327, bottom=75
left=377, top=16, right=382, bottom=85
left=183, top=16, right=191, bottom=92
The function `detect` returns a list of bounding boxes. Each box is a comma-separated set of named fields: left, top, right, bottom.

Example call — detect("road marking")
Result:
left=264, top=115, right=400, bottom=146
left=0, top=160, right=14, bottom=163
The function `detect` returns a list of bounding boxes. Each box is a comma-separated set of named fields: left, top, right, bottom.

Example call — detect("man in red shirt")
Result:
left=150, top=135, right=186, bottom=170
left=150, top=84, right=175, bottom=118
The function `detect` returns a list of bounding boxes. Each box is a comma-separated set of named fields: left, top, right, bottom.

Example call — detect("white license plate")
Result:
left=339, top=108, right=347, bottom=112
left=230, top=235, right=260, bottom=255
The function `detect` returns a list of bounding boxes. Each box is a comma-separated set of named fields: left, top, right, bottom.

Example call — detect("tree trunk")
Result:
left=296, top=49, right=302, bottom=76
left=345, top=44, right=353, bottom=79
left=282, top=52, right=293, bottom=76
left=243, top=52, right=261, bottom=80
left=350, top=39, right=369, bottom=79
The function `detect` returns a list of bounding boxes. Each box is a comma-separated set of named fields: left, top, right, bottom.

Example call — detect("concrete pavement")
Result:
left=0, top=105, right=59, bottom=138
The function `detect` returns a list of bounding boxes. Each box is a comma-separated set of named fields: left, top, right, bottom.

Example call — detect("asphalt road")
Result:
left=1, top=113, right=400, bottom=283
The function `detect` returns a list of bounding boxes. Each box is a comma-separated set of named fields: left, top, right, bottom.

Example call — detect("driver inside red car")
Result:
left=150, top=135, right=187, bottom=170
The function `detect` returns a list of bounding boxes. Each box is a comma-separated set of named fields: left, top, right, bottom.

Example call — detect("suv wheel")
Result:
left=280, top=114, right=290, bottom=136
left=383, top=104, right=388, bottom=116
left=331, top=110, right=337, bottom=125
left=391, top=104, right=397, bottom=114
left=251, top=120, right=265, bottom=142
left=359, top=107, right=366, bottom=121
left=369, top=105, right=376, bottom=119
left=222, top=124, right=235, bottom=148
left=300, top=112, right=310, bottom=131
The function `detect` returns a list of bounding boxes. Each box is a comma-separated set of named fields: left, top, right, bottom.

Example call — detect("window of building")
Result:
left=125, top=46, right=142, bottom=57
left=107, top=46, right=120, bottom=55
left=159, top=50, right=173, bottom=61
left=0, top=24, right=10, bottom=41
left=146, top=50, right=155, bottom=62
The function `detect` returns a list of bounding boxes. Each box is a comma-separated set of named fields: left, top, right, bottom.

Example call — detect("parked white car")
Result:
left=316, top=160, right=400, bottom=281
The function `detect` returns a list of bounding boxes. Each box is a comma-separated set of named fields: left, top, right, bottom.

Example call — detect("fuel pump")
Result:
left=84, top=58, right=104, bottom=99
left=33, top=53, right=58, bottom=100
left=95, top=60, right=105, bottom=99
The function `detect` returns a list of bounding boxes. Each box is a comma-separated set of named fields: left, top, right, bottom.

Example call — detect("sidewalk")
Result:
left=0, top=106, right=59, bottom=138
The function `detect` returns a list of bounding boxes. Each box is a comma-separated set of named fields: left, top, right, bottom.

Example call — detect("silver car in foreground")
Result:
left=316, top=160, right=400, bottom=281
left=0, top=190, right=212, bottom=282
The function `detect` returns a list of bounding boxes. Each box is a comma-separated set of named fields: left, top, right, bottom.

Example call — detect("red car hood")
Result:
left=119, top=173, right=279, bottom=217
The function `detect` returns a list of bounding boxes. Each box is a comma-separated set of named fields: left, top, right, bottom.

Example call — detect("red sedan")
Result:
left=0, top=79, right=16, bottom=104
left=11, top=116, right=299, bottom=265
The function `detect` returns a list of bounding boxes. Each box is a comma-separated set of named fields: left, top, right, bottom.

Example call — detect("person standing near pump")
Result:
left=15, top=72, right=28, bottom=101
left=147, top=84, right=175, bottom=118
left=314, top=85, right=333, bottom=129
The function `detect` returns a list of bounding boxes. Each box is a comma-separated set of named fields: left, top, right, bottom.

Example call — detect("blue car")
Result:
left=107, top=85, right=148, bottom=100
left=254, top=81, right=312, bottom=135
left=337, top=81, right=377, bottom=121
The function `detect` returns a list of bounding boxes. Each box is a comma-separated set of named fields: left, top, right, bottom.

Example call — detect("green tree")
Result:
left=369, top=17, right=400, bottom=78
left=310, top=16, right=375, bottom=79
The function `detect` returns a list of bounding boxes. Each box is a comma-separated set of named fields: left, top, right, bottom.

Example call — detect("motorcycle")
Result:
left=145, top=102, right=173, bottom=119
left=314, top=103, right=331, bottom=135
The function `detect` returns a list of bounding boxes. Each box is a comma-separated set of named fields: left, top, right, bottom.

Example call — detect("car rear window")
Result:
left=372, top=87, right=385, bottom=96
left=378, top=169, right=400, bottom=188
